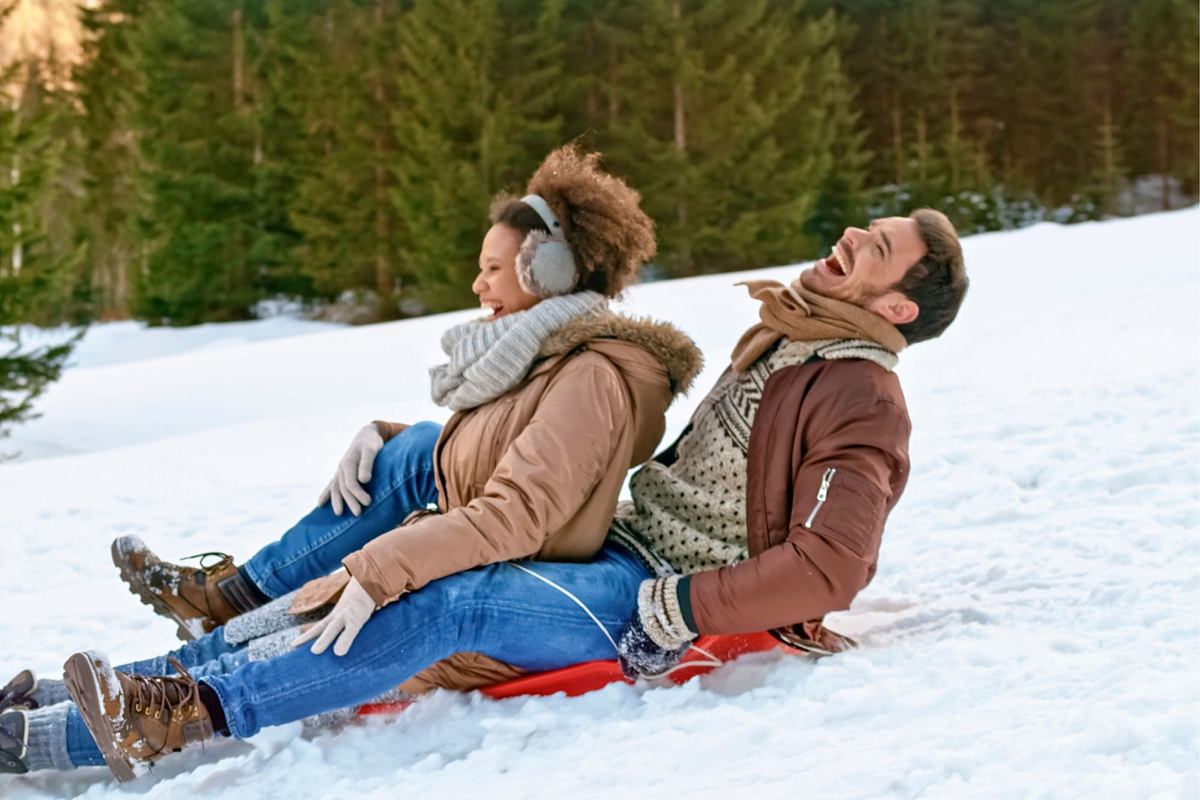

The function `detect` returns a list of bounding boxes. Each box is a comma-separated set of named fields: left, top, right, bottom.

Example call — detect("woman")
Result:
left=0, top=146, right=701, bottom=780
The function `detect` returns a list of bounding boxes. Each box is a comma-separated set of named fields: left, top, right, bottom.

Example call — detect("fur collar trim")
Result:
left=537, top=311, right=704, bottom=395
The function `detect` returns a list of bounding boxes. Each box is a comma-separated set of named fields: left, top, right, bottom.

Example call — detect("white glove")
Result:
left=317, top=424, right=384, bottom=516
left=293, top=576, right=377, bottom=656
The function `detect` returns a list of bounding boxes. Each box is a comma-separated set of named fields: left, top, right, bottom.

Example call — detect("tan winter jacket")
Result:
left=342, top=313, right=703, bottom=606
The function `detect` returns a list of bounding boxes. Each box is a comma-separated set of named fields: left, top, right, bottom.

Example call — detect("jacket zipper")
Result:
left=803, top=468, right=837, bottom=529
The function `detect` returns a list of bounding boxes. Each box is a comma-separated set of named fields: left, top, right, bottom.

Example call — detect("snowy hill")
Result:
left=3, top=209, right=1198, bottom=799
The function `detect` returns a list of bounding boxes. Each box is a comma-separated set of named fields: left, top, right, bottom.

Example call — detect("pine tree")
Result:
left=277, top=0, right=404, bottom=318
left=594, top=0, right=849, bottom=276
left=826, top=0, right=908, bottom=187
left=0, top=320, right=71, bottom=457
left=130, top=0, right=284, bottom=325
left=831, top=0, right=985, bottom=202
left=1123, top=0, right=1199, bottom=209
left=0, top=60, right=73, bottom=452
left=560, top=0, right=628, bottom=137
left=804, top=16, right=871, bottom=249
left=1018, top=0, right=1101, bottom=203
left=900, top=0, right=982, bottom=195
left=1091, top=86, right=1128, bottom=217
left=65, top=0, right=144, bottom=322
left=6, top=54, right=91, bottom=326
left=244, top=0, right=313, bottom=307
left=391, top=0, right=565, bottom=312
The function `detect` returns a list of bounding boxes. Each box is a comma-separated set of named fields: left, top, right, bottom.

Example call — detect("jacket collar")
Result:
left=534, top=310, right=703, bottom=395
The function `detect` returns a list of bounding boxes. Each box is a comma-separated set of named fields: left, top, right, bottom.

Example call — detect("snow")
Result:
left=14, top=315, right=342, bottom=370
left=3, top=209, right=1199, bottom=798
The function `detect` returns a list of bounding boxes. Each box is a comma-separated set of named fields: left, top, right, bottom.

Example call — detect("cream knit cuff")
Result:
left=636, top=576, right=697, bottom=651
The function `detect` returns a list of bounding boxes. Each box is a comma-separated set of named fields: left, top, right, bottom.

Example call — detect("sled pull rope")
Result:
left=659, top=644, right=721, bottom=676
left=510, top=562, right=620, bottom=653
left=508, top=563, right=724, bottom=675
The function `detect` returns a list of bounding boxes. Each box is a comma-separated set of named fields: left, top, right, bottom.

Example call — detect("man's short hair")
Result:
left=894, top=209, right=968, bottom=344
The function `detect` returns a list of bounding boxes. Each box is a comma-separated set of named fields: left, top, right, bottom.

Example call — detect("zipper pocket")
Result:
left=803, top=468, right=838, bottom=529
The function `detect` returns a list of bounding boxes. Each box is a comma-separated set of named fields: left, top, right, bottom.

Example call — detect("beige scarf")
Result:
left=730, top=279, right=907, bottom=372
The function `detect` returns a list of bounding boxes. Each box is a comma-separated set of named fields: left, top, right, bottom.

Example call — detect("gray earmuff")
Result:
left=515, top=194, right=579, bottom=298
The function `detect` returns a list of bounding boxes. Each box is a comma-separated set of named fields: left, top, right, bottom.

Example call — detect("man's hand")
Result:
left=616, top=577, right=696, bottom=679
left=293, top=576, right=376, bottom=656
left=317, top=424, right=385, bottom=516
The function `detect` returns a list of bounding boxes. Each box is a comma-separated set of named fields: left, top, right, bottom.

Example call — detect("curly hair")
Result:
left=490, top=145, right=656, bottom=297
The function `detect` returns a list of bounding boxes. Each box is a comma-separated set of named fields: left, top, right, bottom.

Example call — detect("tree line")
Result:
left=2, top=0, right=1197, bottom=332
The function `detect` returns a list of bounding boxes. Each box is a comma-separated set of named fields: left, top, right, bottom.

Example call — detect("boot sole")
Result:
left=111, top=538, right=205, bottom=642
left=0, top=709, right=29, bottom=774
left=62, top=652, right=138, bottom=783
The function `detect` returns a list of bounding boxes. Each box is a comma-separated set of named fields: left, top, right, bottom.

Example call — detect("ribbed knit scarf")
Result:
left=730, top=278, right=908, bottom=372
left=430, top=291, right=606, bottom=411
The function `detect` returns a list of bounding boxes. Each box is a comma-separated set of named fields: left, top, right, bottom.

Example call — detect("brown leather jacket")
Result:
left=684, top=357, right=911, bottom=638
left=343, top=312, right=703, bottom=606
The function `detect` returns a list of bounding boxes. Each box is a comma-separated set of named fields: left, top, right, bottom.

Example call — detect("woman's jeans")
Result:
left=242, top=421, right=442, bottom=598
left=67, top=420, right=440, bottom=766
left=66, top=541, right=652, bottom=766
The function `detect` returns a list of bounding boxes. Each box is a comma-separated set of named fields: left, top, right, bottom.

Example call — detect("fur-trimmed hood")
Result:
left=537, top=310, right=703, bottom=397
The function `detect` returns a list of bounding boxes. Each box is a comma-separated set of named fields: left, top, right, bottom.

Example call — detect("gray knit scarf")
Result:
left=430, top=291, right=607, bottom=411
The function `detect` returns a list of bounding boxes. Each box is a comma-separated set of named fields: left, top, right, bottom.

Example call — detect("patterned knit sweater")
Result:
left=611, top=339, right=897, bottom=576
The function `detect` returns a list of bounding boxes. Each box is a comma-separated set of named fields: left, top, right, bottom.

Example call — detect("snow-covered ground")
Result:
left=3, top=209, right=1198, bottom=799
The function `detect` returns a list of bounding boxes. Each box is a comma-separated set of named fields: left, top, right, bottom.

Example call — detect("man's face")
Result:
left=800, top=216, right=926, bottom=325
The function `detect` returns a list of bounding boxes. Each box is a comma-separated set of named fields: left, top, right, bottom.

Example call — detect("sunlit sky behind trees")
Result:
left=0, top=0, right=84, bottom=73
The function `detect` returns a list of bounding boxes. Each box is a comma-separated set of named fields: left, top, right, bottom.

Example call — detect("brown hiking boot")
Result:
left=774, top=621, right=858, bottom=657
left=0, top=710, right=29, bottom=774
left=111, top=535, right=250, bottom=640
left=0, top=670, right=38, bottom=712
left=63, top=651, right=214, bottom=782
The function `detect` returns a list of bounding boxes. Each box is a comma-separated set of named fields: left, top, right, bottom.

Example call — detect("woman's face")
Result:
left=472, top=224, right=540, bottom=320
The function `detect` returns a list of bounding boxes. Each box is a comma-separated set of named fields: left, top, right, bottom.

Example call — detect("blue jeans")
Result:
left=67, top=421, right=440, bottom=767
left=243, top=421, right=442, bottom=598
left=65, top=542, right=651, bottom=765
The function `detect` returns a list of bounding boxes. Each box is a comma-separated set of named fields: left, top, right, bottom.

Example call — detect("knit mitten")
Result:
left=616, top=576, right=696, bottom=679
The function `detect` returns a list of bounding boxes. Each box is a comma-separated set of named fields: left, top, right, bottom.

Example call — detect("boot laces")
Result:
left=181, top=552, right=234, bottom=574
left=127, top=658, right=203, bottom=727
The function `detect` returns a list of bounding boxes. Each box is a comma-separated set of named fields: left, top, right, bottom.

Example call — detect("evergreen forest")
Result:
left=2, top=0, right=1197, bottom=330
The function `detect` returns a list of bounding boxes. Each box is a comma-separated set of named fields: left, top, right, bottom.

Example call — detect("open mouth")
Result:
left=481, top=301, right=505, bottom=319
left=823, top=242, right=851, bottom=278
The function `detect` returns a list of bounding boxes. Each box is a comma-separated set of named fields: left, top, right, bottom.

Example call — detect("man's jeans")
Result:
left=65, top=541, right=651, bottom=765
left=243, top=421, right=442, bottom=598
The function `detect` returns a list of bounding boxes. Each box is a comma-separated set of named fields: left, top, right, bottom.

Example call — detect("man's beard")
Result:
left=799, top=266, right=870, bottom=307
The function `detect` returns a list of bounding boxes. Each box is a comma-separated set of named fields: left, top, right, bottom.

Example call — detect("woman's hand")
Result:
left=318, top=424, right=385, bottom=516
left=292, top=576, right=377, bottom=656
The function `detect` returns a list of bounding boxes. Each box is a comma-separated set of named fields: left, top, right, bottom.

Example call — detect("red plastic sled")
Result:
left=356, top=631, right=788, bottom=716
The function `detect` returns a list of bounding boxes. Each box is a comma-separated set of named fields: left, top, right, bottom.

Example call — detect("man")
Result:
left=610, top=208, right=967, bottom=675
left=0, top=209, right=966, bottom=781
